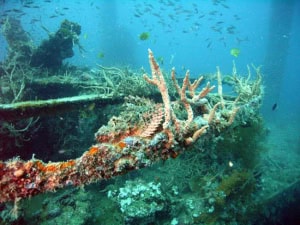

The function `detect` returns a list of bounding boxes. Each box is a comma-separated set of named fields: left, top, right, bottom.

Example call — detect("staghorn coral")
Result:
left=0, top=49, right=262, bottom=204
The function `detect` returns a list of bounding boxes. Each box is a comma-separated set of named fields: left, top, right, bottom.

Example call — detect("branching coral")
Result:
left=0, top=49, right=263, bottom=204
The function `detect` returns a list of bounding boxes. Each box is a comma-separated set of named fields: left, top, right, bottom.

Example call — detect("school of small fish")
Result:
left=0, top=0, right=248, bottom=53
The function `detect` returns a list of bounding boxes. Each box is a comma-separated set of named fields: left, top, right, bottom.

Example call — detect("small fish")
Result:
left=272, top=103, right=277, bottom=111
left=211, top=26, right=222, bottom=34
left=17, top=12, right=26, bottom=17
left=58, top=149, right=67, bottom=154
left=12, top=9, right=23, bottom=13
left=87, top=103, right=95, bottom=111
left=234, top=14, right=241, bottom=20
left=209, top=10, right=218, bottom=15
left=157, top=56, right=164, bottom=65
left=230, top=48, right=240, bottom=57
left=227, top=25, right=236, bottom=34
left=139, top=32, right=150, bottom=41
left=40, top=25, right=51, bottom=34
left=97, top=52, right=105, bottom=58
left=23, top=4, right=33, bottom=8
left=221, top=3, right=230, bottom=9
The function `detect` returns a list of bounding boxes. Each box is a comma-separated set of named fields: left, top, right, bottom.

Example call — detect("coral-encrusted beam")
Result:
left=0, top=50, right=180, bottom=203
left=0, top=132, right=176, bottom=203
left=0, top=49, right=245, bottom=203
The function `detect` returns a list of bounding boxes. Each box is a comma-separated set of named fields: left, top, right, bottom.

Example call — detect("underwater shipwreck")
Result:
left=0, top=18, right=299, bottom=225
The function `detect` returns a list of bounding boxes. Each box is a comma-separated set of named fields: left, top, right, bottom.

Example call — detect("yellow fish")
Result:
left=87, top=103, right=95, bottom=111
left=230, top=48, right=240, bottom=57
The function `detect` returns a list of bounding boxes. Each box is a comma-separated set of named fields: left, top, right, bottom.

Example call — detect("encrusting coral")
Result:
left=0, top=49, right=262, bottom=204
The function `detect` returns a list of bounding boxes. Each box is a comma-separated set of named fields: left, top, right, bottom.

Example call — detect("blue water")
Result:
left=1, top=0, right=300, bottom=224
left=1, top=0, right=299, bottom=114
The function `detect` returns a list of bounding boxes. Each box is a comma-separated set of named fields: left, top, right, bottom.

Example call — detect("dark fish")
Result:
left=221, top=3, right=229, bottom=9
left=209, top=10, right=218, bottom=15
left=168, top=14, right=174, bottom=20
left=18, top=12, right=26, bottom=17
left=234, top=14, right=241, bottom=20
left=24, top=1, right=34, bottom=4
left=12, top=9, right=24, bottom=13
left=30, top=18, right=40, bottom=24
left=207, top=41, right=212, bottom=48
left=211, top=26, right=222, bottom=34
left=23, top=5, right=33, bottom=8
left=0, top=13, right=8, bottom=17
left=227, top=25, right=236, bottom=34
left=272, top=103, right=277, bottom=111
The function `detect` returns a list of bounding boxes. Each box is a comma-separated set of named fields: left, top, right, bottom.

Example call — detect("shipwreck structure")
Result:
left=0, top=49, right=263, bottom=204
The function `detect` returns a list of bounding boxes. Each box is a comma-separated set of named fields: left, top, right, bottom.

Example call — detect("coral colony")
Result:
left=0, top=49, right=262, bottom=204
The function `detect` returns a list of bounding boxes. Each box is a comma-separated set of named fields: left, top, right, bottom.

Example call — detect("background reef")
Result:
left=1, top=1, right=300, bottom=225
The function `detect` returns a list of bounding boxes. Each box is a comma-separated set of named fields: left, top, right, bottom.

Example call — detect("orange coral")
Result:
left=44, top=164, right=58, bottom=172
left=60, top=160, right=76, bottom=170
left=87, top=146, right=99, bottom=156
left=117, top=141, right=127, bottom=149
